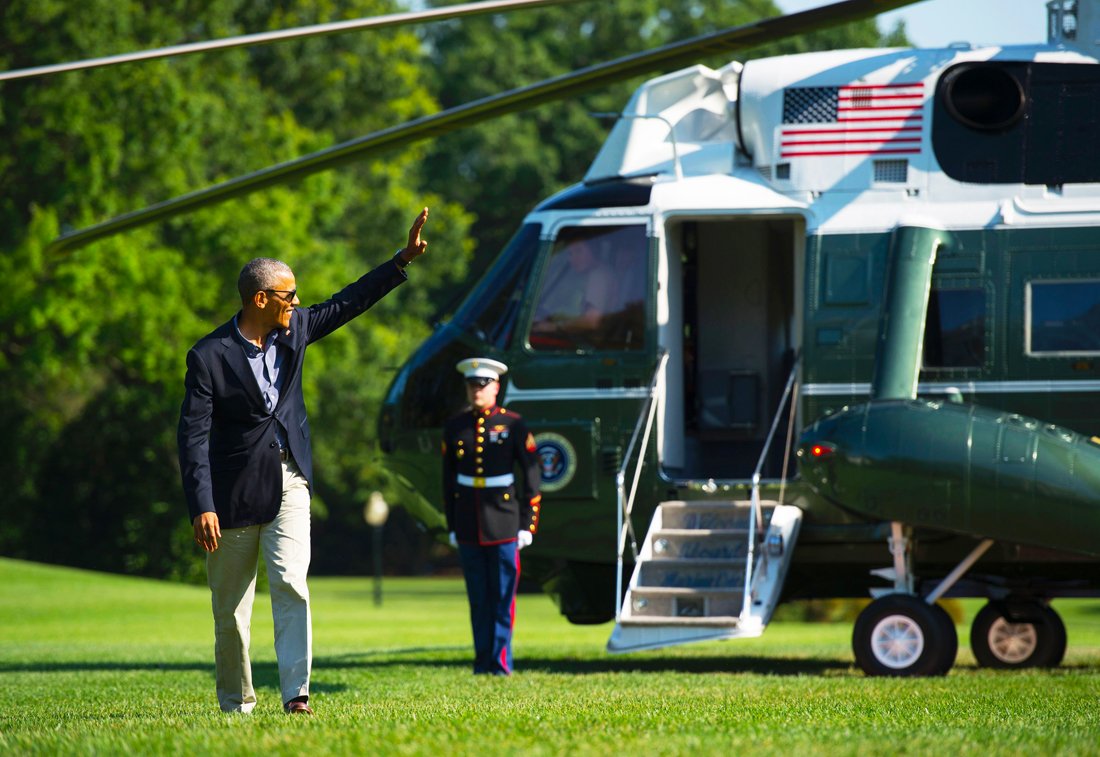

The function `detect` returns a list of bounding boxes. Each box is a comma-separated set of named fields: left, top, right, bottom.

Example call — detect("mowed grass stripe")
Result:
left=1, top=557, right=1099, bottom=755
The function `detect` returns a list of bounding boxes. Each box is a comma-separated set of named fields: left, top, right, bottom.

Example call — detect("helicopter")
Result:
left=377, top=0, right=1100, bottom=677
left=29, top=0, right=1100, bottom=676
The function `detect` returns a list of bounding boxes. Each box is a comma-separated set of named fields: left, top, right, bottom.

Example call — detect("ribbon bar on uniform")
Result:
left=457, top=473, right=515, bottom=488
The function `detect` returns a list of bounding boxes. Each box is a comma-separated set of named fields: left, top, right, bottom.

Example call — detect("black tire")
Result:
left=969, top=601, right=1067, bottom=669
left=1040, top=605, right=1068, bottom=668
left=852, top=595, right=952, bottom=677
left=928, top=602, right=959, bottom=675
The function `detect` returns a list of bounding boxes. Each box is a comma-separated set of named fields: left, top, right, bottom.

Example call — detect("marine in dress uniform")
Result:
left=443, top=358, right=541, bottom=675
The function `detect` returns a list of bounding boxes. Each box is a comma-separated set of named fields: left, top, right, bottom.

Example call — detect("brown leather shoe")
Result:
left=284, top=699, right=314, bottom=715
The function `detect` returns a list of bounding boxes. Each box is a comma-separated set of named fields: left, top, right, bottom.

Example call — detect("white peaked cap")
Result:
left=456, top=357, right=508, bottom=380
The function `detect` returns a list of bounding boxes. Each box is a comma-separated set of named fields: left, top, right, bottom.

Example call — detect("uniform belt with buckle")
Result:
left=457, top=473, right=514, bottom=488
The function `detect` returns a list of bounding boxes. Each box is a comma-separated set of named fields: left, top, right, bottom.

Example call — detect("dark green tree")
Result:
left=0, top=0, right=472, bottom=580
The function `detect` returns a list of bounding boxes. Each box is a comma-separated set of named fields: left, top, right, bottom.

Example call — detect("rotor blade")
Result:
left=50, top=0, right=925, bottom=254
left=0, top=0, right=592, bottom=82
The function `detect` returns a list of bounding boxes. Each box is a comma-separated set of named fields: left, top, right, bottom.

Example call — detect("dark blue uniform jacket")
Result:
left=443, top=406, right=542, bottom=545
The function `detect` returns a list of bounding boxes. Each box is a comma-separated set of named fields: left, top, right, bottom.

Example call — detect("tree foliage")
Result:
left=0, top=0, right=471, bottom=579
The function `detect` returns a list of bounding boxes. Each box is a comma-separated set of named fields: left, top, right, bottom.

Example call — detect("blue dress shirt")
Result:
left=233, top=315, right=288, bottom=450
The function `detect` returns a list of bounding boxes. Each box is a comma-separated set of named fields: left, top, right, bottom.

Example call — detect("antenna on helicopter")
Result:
left=1048, top=0, right=1078, bottom=43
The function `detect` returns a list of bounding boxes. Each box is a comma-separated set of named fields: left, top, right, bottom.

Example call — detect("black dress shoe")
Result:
left=284, top=699, right=314, bottom=715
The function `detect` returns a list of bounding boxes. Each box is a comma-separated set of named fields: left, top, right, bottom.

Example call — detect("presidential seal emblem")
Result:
left=533, top=432, right=576, bottom=493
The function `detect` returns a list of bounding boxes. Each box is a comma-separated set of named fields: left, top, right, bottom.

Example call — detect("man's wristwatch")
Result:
left=392, top=249, right=411, bottom=270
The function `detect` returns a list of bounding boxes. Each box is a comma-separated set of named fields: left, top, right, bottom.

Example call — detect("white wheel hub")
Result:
left=871, top=613, right=925, bottom=669
left=987, top=617, right=1038, bottom=664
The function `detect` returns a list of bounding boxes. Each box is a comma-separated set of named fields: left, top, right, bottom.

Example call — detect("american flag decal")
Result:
left=780, top=82, right=925, bottom=158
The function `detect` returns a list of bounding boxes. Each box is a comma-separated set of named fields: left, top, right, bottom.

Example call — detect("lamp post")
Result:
left=363, top=491, right=390, bottom=606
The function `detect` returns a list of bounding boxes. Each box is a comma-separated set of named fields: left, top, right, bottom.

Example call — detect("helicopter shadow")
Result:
left=6, top=652, right=1093, bottom=682
left=316, top=647, right=850, bottom=676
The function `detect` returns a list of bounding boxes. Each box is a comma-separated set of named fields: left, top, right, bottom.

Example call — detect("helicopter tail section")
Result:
left=607, top=500, right=801, bottom=653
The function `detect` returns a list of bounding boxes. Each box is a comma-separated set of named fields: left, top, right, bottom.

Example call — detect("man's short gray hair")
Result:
left=238, top=258, right=293, bottom=304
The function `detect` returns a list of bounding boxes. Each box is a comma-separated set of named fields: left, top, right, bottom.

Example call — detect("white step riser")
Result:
left=638, top=563, right=745, bottom=589
left=651, top=534, right=748, bottom=561
left=629, top=592, right=744, bottom=619
left=660, top=509, right=765, bottom=531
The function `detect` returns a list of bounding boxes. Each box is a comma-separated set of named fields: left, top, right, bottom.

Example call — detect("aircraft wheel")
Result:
left=1042, top=605, right=1068, bottom=667
left=970, top=601, right=1067, bottom=669
left=852, top=595, right=953, bottom=677
left=928, top=602, right=959, bottom=675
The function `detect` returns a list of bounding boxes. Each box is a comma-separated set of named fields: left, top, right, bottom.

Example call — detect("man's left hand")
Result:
left=398, top=207, right=430, bottom=265
left=193, top=512, right=221, bottom=552
left=517, top=530, right=533, bottom=550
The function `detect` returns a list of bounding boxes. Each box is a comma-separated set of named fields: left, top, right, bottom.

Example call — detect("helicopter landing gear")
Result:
left=853, top=523, right=957, bottom=676
left=852, top=594, right=957, bottom=676
left=969, top=601, right=1067, bottom=669
left=853, top=525, right=995, bottom=677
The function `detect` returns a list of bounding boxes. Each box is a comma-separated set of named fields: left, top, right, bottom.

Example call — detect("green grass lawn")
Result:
left=2, top=557, right=1099, bottom=755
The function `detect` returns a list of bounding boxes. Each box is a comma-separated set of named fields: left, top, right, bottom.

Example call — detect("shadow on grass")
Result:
left=317, top=648, right=851, bottom=676
left=0, top=659, right=347, bottom=693
left=0, top=661, right=211, bottom=673
left=4, top=653, right=1096, bottom=678
left=520, top=655, right=851, bottom=675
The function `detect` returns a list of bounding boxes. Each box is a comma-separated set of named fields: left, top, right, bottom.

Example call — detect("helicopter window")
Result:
left=824, top=253, right=870, bottom=306
left=923, top=288, right=985, bottom=368
left=528, top=225, right=648, bottom=352
left=450, top=223, right=542, bottom=349
left=1028, top=280, right=1100, bottom=355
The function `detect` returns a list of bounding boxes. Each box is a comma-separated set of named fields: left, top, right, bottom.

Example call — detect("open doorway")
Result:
left=660, top=217, right=802, bottom=481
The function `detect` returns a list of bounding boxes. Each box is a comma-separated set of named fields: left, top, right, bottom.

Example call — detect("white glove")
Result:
left=517, top=530, right=533, bottom=550
left=448, top=532, right=457, bottom=547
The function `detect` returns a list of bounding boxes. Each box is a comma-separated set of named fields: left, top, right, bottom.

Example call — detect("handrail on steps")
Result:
left=615, top=350, right=669, bottom=622
left=743, top=356, right=801, bottom=619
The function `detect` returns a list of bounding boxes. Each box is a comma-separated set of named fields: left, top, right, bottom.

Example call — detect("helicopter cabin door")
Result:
left=659, top=217, right=803, bottom=481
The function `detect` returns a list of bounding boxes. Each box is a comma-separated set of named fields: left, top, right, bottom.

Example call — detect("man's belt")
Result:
left=457, top=473, right=515, bottom=488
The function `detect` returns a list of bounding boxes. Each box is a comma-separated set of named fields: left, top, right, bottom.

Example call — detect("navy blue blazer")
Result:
left=178, top=260, right=406, bottom=529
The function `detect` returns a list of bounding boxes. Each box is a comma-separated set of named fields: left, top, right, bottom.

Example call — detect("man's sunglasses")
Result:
left=465, top=377, right=496, bottom=388
left=265, top=289, right=297, bottom=302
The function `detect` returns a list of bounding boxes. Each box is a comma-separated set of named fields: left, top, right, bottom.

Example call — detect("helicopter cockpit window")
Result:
left=1027, top=280, right=1100, bottom=355
left=923, top=288, right=985, bottom=368
left=528, top=225, right=648, bottom=352
left=450, top=223, right=541, bottom=349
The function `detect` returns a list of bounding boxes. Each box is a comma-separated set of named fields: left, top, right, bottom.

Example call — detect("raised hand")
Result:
left=400, top=207, right=429, bottom=264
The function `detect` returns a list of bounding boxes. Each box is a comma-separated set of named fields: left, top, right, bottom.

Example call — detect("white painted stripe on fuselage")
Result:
left=504, top=385, right=651, bottom=402
left=505, top=380, right=1100, bottom=403
left=802, top=380, right=1100, bottom=397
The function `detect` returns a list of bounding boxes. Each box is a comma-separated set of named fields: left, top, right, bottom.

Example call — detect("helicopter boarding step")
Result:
left=607, top=500, right=802, bottom=653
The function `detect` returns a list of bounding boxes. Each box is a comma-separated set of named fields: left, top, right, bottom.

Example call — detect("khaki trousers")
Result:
left=207, top=459, right=312, bottom=713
